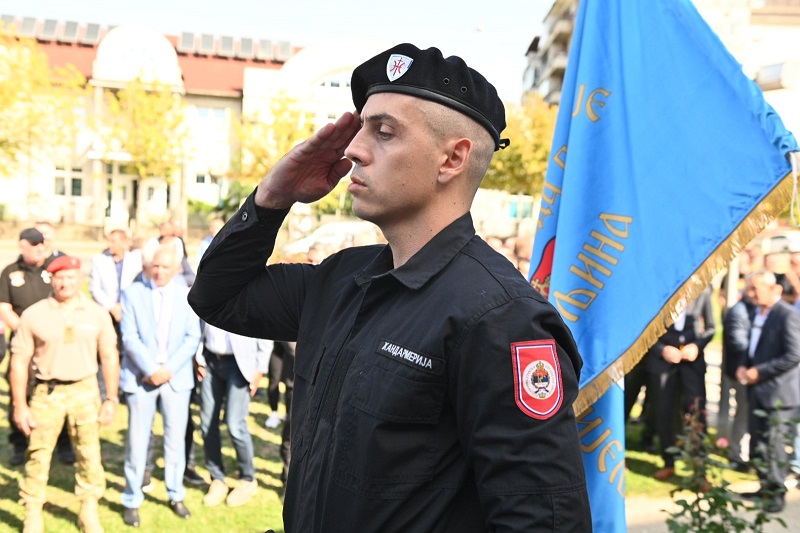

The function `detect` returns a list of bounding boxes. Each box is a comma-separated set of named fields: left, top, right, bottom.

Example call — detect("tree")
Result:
left=230, top=90, right=315, bottom=185
left=0, top=24, right=86, bottom=177
left=102, top=78, right=187, bottom=224
left=482, top=93, right=558, bottom=195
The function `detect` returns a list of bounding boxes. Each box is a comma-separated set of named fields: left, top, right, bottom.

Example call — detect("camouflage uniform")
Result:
left=11, top=292, right=117, bottom=506
left=21, top=376, right=105, bottom=503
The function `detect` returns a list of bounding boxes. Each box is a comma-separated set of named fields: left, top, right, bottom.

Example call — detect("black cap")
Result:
left=351, top=43, right=509, bottom=151
left=19, top=227, right=45, bottom=245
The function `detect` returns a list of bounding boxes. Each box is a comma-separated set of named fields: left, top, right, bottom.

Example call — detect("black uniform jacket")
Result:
left=188, top=192, right=591, bottom=532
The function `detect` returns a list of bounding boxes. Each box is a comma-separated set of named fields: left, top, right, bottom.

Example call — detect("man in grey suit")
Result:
left=120, top=245, right=202, bottom=527
left=736, top=269, right=800, bottom=513
left=196, top=324, right=272, bottom=507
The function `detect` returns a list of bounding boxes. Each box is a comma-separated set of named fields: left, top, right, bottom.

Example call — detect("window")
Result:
left=55, top=177, right=66, bottom=196
left=71, top=178, right=83, bottom=197
left=196, top=174, right=206, bottom=184
left=147, top=187, right=155, bottom=201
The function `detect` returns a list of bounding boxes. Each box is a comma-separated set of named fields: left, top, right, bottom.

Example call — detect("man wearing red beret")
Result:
left=10, top=255, right=120, bottom=533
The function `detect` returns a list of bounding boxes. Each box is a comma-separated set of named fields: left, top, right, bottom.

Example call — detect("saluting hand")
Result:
left=255, top=112, right=360, bottom=209
left=13, top=404, right=36, bottom=437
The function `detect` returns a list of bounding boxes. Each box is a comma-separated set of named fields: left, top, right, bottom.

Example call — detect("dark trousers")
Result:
left=267, top=345, right=294, bottom=483
left=649, top=360, right=706, bottom=467
left=624, top=359, right=655, bottom=447
left=749, top=403, right=797, bottom=495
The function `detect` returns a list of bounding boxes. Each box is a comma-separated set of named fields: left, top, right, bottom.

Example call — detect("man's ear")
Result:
left=437, top=138, right=472, bottom=185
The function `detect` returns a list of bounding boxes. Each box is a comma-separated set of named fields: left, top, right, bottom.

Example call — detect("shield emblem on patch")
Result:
left=386, top=54, right=413, bottom=82
left=511, top=339, right=563, bottom=420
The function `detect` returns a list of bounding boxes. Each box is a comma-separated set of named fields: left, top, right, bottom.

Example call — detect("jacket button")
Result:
left=241, top=212, right=248, bottom=222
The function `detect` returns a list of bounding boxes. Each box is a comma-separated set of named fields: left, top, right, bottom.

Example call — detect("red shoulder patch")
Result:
left=510, top=339, right=563, bottom=420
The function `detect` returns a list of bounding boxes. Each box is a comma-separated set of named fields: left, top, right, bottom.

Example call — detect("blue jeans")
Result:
left=200, top=356, right=255, bottom=482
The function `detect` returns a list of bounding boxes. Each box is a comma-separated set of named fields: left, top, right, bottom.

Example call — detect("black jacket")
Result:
left=189, top=192, right=591, bottom=532
left=744, top=299, right=800, bottom=409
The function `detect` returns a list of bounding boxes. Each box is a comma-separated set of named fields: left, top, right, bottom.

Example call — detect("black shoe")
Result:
left=141, top=469, right=154, bottom=493
left=739, top=490, right=763, bottom=500
left=183, top=465, right=205, bottom=486
left=123, top=507, right=140, bottom=527
left=764, top=496, right=785, bottom=513
left=169, top=500, right=191, bottom=519
left=729, top=460, right=750, bottom=473
left=57, top=445, right=76, bottom=465
left=9, top=447, right=26, bottom=466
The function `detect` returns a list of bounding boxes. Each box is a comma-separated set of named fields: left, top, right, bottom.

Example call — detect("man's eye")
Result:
left=376, top=130, right=392, bottom=139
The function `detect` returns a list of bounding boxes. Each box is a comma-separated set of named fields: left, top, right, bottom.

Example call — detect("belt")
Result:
left=35, top=377, right=80, bottom=394
left=204, top=347, right=234, bottom=359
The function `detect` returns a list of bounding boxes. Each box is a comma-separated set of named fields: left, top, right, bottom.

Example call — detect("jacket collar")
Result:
left=355, top=212, right=475, bottom=290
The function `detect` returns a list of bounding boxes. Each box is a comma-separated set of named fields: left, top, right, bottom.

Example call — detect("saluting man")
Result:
left=189, top=43, right=590, bottom=531
left=10, top=255, right=119, bottom=533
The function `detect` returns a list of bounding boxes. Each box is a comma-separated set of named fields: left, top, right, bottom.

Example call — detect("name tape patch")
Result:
left=376, top=339, right=442, bottom=375
left=510, top=339, right=563, bottom=420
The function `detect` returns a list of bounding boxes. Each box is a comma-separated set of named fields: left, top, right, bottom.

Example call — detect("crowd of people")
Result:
left=0, top=220, right=306, bottom=531
left=626, top=245, right=800, bottom=513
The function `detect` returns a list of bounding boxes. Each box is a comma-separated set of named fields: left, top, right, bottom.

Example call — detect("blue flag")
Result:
left=528, top=0, right=798, bottom=530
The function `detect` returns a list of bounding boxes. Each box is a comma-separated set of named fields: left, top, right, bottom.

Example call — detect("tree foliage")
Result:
left=231, top=91, right=315, bottom=185
left=104, top=79, right=187, bottom=182
left=483, top=93, right=558, bottom=194
left=0, top=24, right=86, bottom=176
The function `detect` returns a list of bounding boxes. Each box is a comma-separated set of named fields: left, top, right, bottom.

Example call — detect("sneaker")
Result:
left=183, top=465, right=206, bottom=486
left=141, top=469, right=154, bottom=493
left=226, top=479, right=257, bottom=507
left=203, top=479, right=229, bottom=507
left=764, top=496, right=785, bottom=513
left=265, top=412, right=281, bottom=429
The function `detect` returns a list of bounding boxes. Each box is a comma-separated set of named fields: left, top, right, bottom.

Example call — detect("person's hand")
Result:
left=744, top=367, right=759, bottom=385
left=148, top=367, right=173, bottom=387
left=662, top=345, right=683, bottom=364
left=255, top=112, right=360, bottom=209
left=98, top=400, right=117, bottom=425
left=13, top=404, right=36, bottom=436
left=736, top=366, right=749, bottom=385
left=110, top=303, right=123, bottom=323
left=249, top=371, right=262, bottom=397
left=680, top=343, right=699, bottom=362
left=196, top=362, right=207, bottom=383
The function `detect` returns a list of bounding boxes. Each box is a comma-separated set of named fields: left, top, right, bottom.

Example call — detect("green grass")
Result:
left=0, top=355, right=286, bottom=532
left=623, top=409, right=758, bottom=499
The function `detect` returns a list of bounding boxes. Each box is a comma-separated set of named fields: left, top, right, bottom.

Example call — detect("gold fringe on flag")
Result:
left=574, top=165, right=798, bottom=416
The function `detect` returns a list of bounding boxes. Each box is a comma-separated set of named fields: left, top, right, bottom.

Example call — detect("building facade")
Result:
left=525, top=0, right=800, bottom=128
left=0, top=14, right=390, bottom=233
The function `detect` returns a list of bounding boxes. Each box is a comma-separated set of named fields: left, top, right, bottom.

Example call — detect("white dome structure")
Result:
left=92, top=25, right=184, bottom=90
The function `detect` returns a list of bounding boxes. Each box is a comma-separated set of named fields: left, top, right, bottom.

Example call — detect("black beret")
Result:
left=351, top=43, right=509, bottom=151
left=19, top=227, right=44, bottom=245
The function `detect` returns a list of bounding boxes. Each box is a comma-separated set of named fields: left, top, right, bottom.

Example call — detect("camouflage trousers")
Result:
left=20, top=376, right=105, bottom=504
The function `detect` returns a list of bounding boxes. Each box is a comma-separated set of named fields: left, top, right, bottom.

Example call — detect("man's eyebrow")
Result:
left=360, top=112, right=399, bottom=126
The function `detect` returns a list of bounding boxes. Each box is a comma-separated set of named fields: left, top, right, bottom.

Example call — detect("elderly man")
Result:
left=120, top=245, right=201, bottom=527
left=10, top=255, right=119, bottom=533
left=736, top=270, right=800, bottom=513
left=189, top=44, right=590, bottom=531
left=1, top=228, right=74, bottom=466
